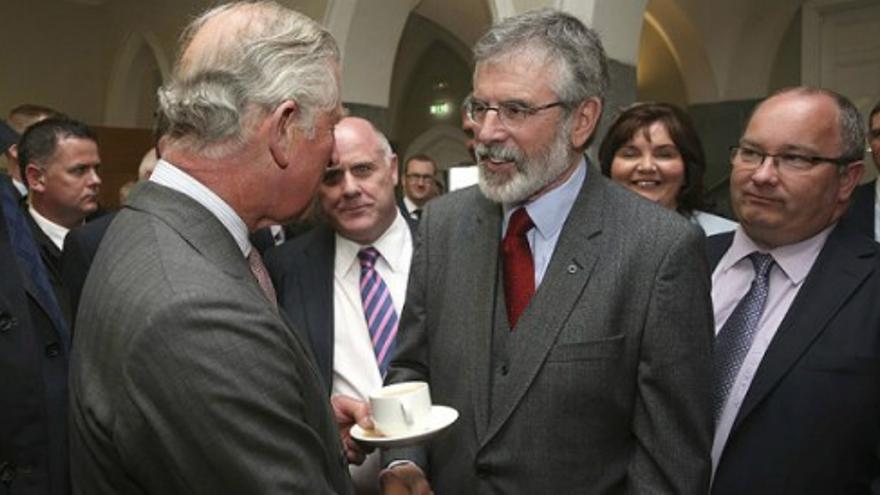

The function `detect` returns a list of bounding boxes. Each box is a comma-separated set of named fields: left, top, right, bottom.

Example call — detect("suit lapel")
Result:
left=467, top=193, right=503, bottom=441
left=482, top=171, right=605, bottom=444
left=732, top=225, right=876, bottom=429
left=301, top=226, right=336, bottom=389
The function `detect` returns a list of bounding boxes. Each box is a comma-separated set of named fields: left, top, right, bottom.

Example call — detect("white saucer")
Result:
left=351, top=405, right=459, bottom=448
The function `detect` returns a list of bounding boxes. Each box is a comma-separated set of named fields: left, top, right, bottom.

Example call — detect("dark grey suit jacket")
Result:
left=68, top=182, right=352, bottom=494
left=707, top=226, right=880, bottom=494
left=387, top=170, right=714, bottom=493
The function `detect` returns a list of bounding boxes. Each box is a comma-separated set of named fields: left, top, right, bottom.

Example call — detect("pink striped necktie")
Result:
left=358, top=247, right=398, bottom=376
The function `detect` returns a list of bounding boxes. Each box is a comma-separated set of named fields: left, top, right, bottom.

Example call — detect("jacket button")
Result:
left=499, top=364, right=509, bottom=376
left=0, top=461, right=16, bottom=483
left=0, top=312, right=17, bottom=333
left=45, top=343, right=61, bottom=358
left=475, top=462, right=491, bottom=479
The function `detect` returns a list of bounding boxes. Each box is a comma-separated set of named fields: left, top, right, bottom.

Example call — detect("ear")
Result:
left=25, top=163, right=46, bottom=192
left=389, top=154, right=399, bottom=187
left=268, top=100, right=299, bottom=169
left=838, top=160, right=865, bottom=202
left=569, top=97, right=603, bottom=149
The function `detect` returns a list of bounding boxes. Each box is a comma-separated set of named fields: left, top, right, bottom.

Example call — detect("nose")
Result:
left=475, top=110, right=509, bottom=144
left=634, top=153, right=655, bottom=172
left=89, top=167, right=102, bottom=186
left=750, top=156, right=779, bottom=185
left=340, top=170, right=360, bottom=197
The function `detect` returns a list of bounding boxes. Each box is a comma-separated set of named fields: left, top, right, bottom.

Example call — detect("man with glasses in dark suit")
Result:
left=707, top=87, right=880, bottom=494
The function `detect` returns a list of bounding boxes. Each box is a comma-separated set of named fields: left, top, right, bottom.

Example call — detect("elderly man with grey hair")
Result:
left=69, top=2, right=369, bottom=494
left=379, top=8, right=713, bottom=494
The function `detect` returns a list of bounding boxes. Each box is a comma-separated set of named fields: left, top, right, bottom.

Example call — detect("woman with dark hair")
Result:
left=599, top=101, right=736, bottom=235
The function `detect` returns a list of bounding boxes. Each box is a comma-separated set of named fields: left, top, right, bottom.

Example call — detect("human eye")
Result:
left=778, top=153, right=812, bottom=170
left=69, top=165, right=88, bottom=176
left=500, top=102, right=530, bottom=121
left=615, top=146, right=640, bottom=159
left=469, top=100, right=489, bottom=119
left=737, top=146, right=763, bottom=163
left=351, top=163, right=374, bottom=178
left=653, top=146, right=681, bottom=160
left=322, top=167, right=343, bottom=185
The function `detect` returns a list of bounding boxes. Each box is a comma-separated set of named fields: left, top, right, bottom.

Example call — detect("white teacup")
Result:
left=369, top=381, right=432, bottom=437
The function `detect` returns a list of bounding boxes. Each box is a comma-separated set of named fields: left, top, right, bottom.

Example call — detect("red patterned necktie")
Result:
left=502, top=207, right=535, bottom=329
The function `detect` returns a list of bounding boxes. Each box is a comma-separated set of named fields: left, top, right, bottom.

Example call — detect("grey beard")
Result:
left=476, top=128, right=575, bottom=204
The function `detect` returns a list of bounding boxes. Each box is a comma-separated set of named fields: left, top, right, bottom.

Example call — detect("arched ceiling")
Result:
left=413, top=0, right=493, bottom=49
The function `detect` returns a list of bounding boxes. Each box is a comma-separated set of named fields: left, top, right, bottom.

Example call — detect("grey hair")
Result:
left=763, top=87, right=866, bottom=163
left=473, top=8, right=609, bottom=105
left=158, top=1, right=340, bottom=158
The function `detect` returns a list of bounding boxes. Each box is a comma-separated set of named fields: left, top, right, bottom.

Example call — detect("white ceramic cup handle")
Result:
left=400, top=400, right=415, bottom=426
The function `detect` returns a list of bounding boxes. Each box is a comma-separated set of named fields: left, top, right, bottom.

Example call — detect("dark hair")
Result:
left=598, top=102, right=706, bottom=213
left=18, top=117, right=97, bottom=184
left=404, top=154, right=436, bottom=174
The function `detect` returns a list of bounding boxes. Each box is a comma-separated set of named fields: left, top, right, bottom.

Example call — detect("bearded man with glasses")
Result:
left=376, top=8, right=714, bottom=494
left=706, top=87, right=880, bottom=494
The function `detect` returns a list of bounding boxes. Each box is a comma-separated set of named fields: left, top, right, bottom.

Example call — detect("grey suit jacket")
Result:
left=387, top=170, right=714, bottom=494
left=69, top=182, right=352, bottom=494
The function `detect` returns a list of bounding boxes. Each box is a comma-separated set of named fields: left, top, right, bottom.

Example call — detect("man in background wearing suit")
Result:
left=0, top=173, right=71, bottom=495
left=707, top=87, right=879, bottom=494
left=381, top=9, right=714, bottom=494
left=398, top=154, right=436, bottom=222
left=840, top=100, right=880, bottom=240
left=69, top=2, right=369, bottom=493
left=18, top=117, right=102, bottom=323
left=3, top=104, right=60, bottom=202
left=266, top=116, right=414, bottom=494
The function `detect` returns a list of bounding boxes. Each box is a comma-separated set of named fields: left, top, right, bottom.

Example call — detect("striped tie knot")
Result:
left=358, top=246, right=380, bottom=270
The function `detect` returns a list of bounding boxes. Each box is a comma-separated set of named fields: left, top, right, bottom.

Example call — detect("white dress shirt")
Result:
left=710, top=224, right=832, bottom=475
left=29, top=206, right=70, bottom=251
left=331, top=211, right=413, bottom=493
left=150, top=159, right=252, bottom=257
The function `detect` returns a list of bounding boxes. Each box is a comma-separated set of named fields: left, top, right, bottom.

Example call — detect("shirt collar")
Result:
left=335, top=211, right=410, bottom=278
left=403, top=196, right=419, bottom=214
left=503, top=157, right=587, bottom=240
left=150, top=159, right=252, bottom=257
left=719, top=223, right=835, bottom=285
left=29, top=206, right=69, bottom=250
left=12, top=178, right=27, bottom=197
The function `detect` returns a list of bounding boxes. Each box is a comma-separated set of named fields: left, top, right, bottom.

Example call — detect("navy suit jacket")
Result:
left=61, top=213, right=115, bottom=323
left=707, top=225, right=880, bottom=494
left=264, top=218, right=416, bottom=392
left=839, top=180, right=876, bottom=241
left=0, top=177, right=70, bottom=495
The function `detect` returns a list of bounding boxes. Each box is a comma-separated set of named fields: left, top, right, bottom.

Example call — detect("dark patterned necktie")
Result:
left=712, top=252, right=775, bottom=420
left=358, top=247, right=398, bottom=376
left=502, top=207, right=535, bottom=329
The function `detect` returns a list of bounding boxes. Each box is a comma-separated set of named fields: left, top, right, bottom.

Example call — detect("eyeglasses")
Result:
left=463, top=96, right=567, bottom=129
left=405, top=173, right=434, bottom=183
left=729, top=145, right=855, bottom=173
